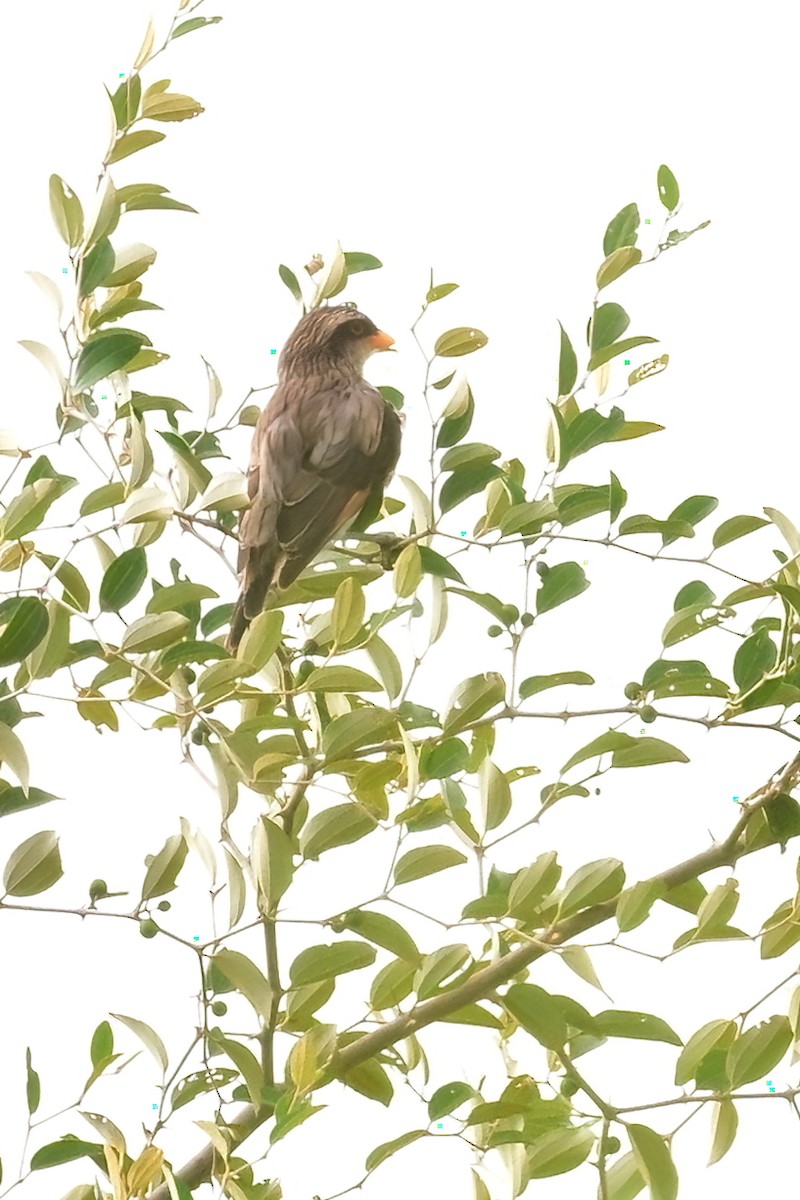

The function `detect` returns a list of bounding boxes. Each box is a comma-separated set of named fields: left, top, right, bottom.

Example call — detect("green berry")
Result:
left=604, top=1136, right=621, bottom=1154
left=640, top=705, right=656, bottom=723
left=623, top=682, right=641, bottom=701
left=487, top=624, right=503, bottom=638
left=501, top=604, right=519, bottom=625
left=191, top=727, right=206, bottom=744
left=520, top=612, right=534, bottom=627
left=536, top=561, right=549, bottom=577
left=157, top=900, right=171, bottom=911
left=89, top=878, right=108, bottom=901
left=211, top=1000, right=227, bottom=1016
left=560, top=1078, right=579, bottom=1097
left=139, top=919, right=159, bottom=939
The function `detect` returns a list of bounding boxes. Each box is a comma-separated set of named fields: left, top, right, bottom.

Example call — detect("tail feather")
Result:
left=226, top=544, right=279, bottom=653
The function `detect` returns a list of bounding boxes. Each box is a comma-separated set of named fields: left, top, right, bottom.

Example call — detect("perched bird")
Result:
left=227, top=305, right=401, bottom=652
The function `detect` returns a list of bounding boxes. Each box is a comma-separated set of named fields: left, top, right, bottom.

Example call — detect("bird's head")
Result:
left=278, top=305, right=395, bottom=379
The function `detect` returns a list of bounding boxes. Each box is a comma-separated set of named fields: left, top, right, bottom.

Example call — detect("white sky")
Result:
left=1, top=2, right=799, bottom=1198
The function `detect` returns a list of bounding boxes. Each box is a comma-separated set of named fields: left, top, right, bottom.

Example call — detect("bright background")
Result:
left=1, top=2, right=798, bottom=1197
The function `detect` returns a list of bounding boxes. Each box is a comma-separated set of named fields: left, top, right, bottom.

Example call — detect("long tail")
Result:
left=225, top=543, right=280, bottom=654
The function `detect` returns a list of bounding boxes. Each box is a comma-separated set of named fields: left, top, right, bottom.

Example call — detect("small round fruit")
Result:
left=487, top=624, right=503, bottom=638
left=191, top=727, right=206, bottom=745
left=139, top=919, right=159, bottom=939
left=157, top=900, right=171, bottom=911
left=520, top=612, right=534, bottom=627
left=604, top=1136, right=621, bottom=1154
left=560, top=1078, right=579, bottom=1097
left=623, top=682, right=641, bottom=700
left=640, top=705, right=656, bottom=723
left=89, top=879, right=108, bottom=901
left=536, top=561, right=549, bottom=577
left=211, top=1001, right=227, bottom=1016
left=501, top=604, right=519, bottom=624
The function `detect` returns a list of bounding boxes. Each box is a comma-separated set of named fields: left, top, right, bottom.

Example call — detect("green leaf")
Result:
left=619, top=515, right=695, bottom=539
left=172, top=14, right=223, bottom=38
left=322, top=708, right=397, bottom=761
left=596, top=245, right=643, bottom=290
left=708, top=1097, right=738, bottom=1165
left=0, top=598, right=49, bottom=666
left=428, top=1081, right=474, bottom=1120
left=99, top=548, right=147, bottom=612
left=426, top=282, right=459, bottom=302
left=278, top=263, right=303, bottom=302
left=393, top=544, right=423, bottom=597
left=440, top=442, right=501, bottom=471
left=657, top=164, right=680, bottom=211
left=3, top=830, right=62, bottom=896
left=332, top=576, right=366, bottom=645
left=341, top=909, right=421, bottom=963
left=365, top=1129, right=427, bottom=1173
left=365, top=635, right=402, bottom=700
left=74, top=331, right=148, bottom=390
left=108, top=129, right=167, bottom=164
left=303, top=666, right=382, bottom=693
left=141, top=834, right=188, bottom=901
left=557, top=322, right=577, bottom=396
left=628, top=1124, right=678, bottom=1200
left=121, top=612, right=191, bottom=653
left=733, top=628, right=776, bottom=691
left=587, top=336, right=657, bottom=372
left=439, top=462, right=502, bottom=512
left=662, top=495, right=718, bottom=546
left=595, top=1009, right=682, bottom=1046
left=526, top=1127, right=595, bottom=1178
left=370, top=958, right=417, bottom=1009
left=590, top=302, right=630, bottom=353
left=141, top=90, right=204, bottom=122
left=159, top=430, right=212, bottom=493
left=1, top=479, right=65, bottom=540
left=421, top=737, right=468, bottom=779
left=235, top=609, right=284, bottom=670
left=299, top=805, right=377, bottom=859
left=393, top=844, right=468, bottom=885
left=726, top=1016, right=792, bottom=1087
left=434, top=327, right=488, bottom=357
left=442, top=672, right=505, bottom=734
left=611, top=737, right=690, bottom=768
left=108, top=74, right=142, bottom=127
left=675, top=1019, right=736, bottom=1086
left=343, top=251, right=382, bottom=274
left=80, top=482, right=126, bottom=516
left=559, top=858, right=625, bottom=916
left=503, top=983, right=568, bottom=1050
left=0, top=722, right=29, bottom=794
left=49, top=174, right=84, bottom=247
left=289, top=941, right=376, bottom=987
left=603, top=202, right=640, bottom=256
left=507, top=853, right=561, bottom=919
left=415, top=943, right=471, bottom=999
left=417, top=545, right=465, bottom=583
left=0, top=786, right=61, bottom=819
left=251, top=817, right=293, bottom=911
left=210, top=1030, right=263, bottom=1107
left=212, top=949, right=273, bottom=1023
left=616, top=880, right=666, bottom=932
left=30, top=1138, right=102, bottom=1170
left=436, top=382, right=474, bottom=448
left=712, top=514, right=769, bottom=549
left=536, top=562, right=589, bottom=614
left=446, top=588, right=511, bottom=628
left=519, top=671, right=594, bottom=699
left=79, top=238, right=115, bottom=295
left=146, top=581, right=218, bottom=614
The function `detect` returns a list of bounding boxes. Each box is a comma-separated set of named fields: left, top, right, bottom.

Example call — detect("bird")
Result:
left=226, top=305, right=401, bottom=653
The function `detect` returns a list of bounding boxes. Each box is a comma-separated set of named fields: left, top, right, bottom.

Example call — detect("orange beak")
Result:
left=368, top=329, right=395, bottom=351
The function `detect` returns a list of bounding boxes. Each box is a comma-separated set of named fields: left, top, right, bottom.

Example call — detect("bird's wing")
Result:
left=235, top=379, right=401, bottom=618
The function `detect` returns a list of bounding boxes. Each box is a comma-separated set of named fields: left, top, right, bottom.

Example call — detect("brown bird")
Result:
left=227, top=305, right=401, bottom=652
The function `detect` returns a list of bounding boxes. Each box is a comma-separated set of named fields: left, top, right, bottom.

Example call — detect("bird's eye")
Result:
left=349, top=320, right=366, bottom=337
